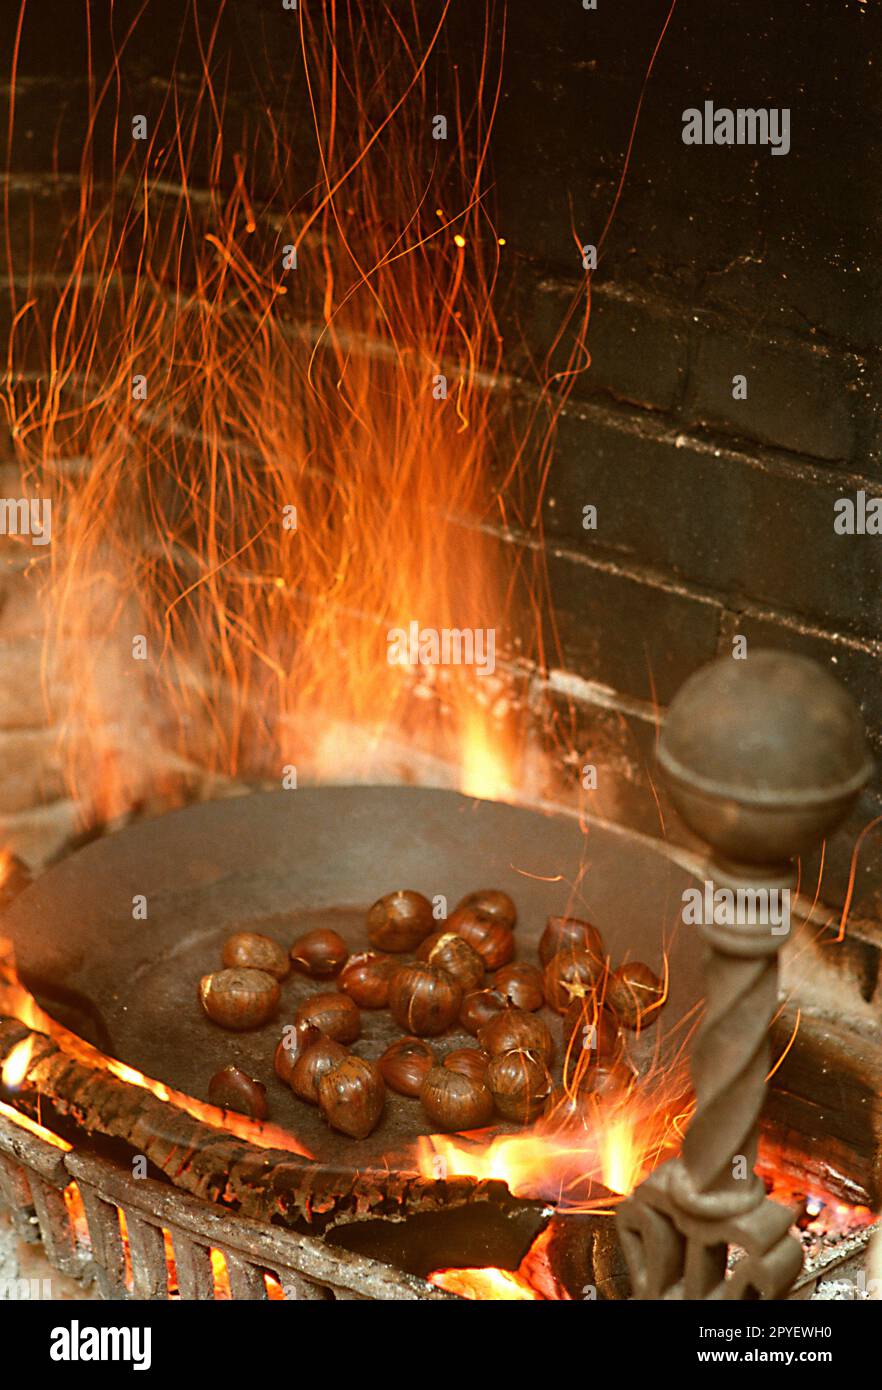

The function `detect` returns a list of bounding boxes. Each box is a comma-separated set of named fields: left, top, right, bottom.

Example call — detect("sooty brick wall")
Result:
left=2, top=1, right=881, bottom=923
left=481, top=0, right=882, bottom=920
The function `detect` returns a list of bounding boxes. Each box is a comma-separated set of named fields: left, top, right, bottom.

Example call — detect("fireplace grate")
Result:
left=0, top=1110, right=454, bottom=1301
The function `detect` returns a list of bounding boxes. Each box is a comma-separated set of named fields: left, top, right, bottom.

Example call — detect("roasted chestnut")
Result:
left=493, top=963, right=544, bottom=1011
left=420, top=1066, right=494, bottom=1131
left=453, top=888, right=517, bottom=931
left=607, top=962, right=665, bottom=1029
left=538, top=915, right=605, bottom=968
left=338, top=951, right=396, bottom=1008
left=198, top=968, right=280, bottom=1031
left=543, top=947, right=604, bottom=1013
left=222, top=931, right=290, bottom=980
left=562, top=1000, right=623, bottom=1064
left=273, top=1020, right=322, bottom=1085
left=289, top=928, right=349, bottom=978
left=477, top=1007, right=554, bottom=1063
left=417, top=931, right=485, bottom=991
left=366, top=889, right=434, bottom=952
left=317, top=1056, right=385, bottom=1139
left=447, top=906, right=514, bottom=971
left=294, top=992, right=361, bottom=1044
left=459, top=987, right=507, bottom=1035
left=442, top=1048, right=490, bottom=1084
left=290, top=1038, right=349, bottom=1103
left=538, top=1086, right=594, bottom=1133
left=207, top=1065, right=269, bottom=1120
left=487, top=1049, right=552, bottom=1123
left=582, top=1059, right=637, bottom=1099
left=388, top=963, right=462, bottom=1036
left=378, top=1037, right=436, bottom=1097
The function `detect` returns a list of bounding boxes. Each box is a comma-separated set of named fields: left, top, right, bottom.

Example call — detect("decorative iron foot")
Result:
left=618, top=651, right=872, bottom=1300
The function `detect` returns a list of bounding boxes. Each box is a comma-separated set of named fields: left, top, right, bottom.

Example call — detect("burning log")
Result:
left=0, top=1017, right=549, bottom=1272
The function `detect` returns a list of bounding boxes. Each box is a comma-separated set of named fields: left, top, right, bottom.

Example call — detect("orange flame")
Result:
left=1, top=0, right=584, bottom=826
left=1, top=1035, right=34, bottom=1088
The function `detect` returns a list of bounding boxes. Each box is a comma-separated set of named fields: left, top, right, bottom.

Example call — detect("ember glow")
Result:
left=0, top=1035, right=34, bottom=1088
left=1, top=0, right=581, bottom=825
left=0, top=1, right=877, bottom=1307
left=418, top=1065, right=691, bottom=1209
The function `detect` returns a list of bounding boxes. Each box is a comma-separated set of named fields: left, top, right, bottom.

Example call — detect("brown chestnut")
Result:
left=447, top=906, right=514, bottom=971
left=388, top=963, right=462, bottom=1036
left=493, top=963, right=545, bottom=1011
left=538, top=1086, right=594, bottom=1133
left=378, top=1037, right=436, bottom=1097
left=338, top=951, right=396, bottom=1008
left=366, top=889, right=434, bottom=952
left=562, top=1000, right=624, bottom=1064
left=294, top=992, right=361, bottom=1044
left=607, top=962, right=665, bottom=1029
left=207, top=1065, right=269, bottom=1120
left=289, top=927, right=349, bottom=978
left=317, top=1056, right=385, bottom=1139
left=273, top=1020, right=322, bottom=1084
left=459, top=987, right=507, bottom=1035
left=453, top=888, right=517, bottom=931
left=582, top=1059, right=637, bottom=1099
left=290, top=1038, right=349, bottom=1103
left=538, top=915, right=605, bottom=968
left=487, top=1049, right=552, bottom=1123
left=477, top=1007, right=554, bottom=1063
left=417, top=931, right=485, bottom=992
left=222, top=931, right=290, bottom=980
left=543, top=947, right=604, bottom=1013
left=198, top=968, right=280, bottom=1031
left=420, top=1066, right=494, bottom=1131
left=443, top=1048, right=490, bottom=1084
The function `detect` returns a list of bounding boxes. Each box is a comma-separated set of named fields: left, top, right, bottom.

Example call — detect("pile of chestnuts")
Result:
left=198, top=886, right=667, bottom=1145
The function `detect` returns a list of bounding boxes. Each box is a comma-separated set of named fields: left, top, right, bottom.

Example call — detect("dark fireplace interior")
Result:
left=0, top=0, right=880, bottom=1304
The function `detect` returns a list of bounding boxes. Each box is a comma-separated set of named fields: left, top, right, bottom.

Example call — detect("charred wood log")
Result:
left=0, top=1017, right=549, bottom=1269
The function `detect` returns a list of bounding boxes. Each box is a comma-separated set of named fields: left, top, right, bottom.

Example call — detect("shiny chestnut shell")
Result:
left=493, top=963, right=545, bottom=1011
left=453, top=888, right=517, bottom=931
left=420, top=1066, right=494, bottom=1131
left=538, top=915, right=605, bottom=968
left=538, top=1086, right=595, bottom=1134
left=388, top=963, right=462, bottom=1036
left=543, top=947, right=604, bottom=1013
left=582, top=1059, right=637, bottom=1099
left=294, top=992, right=361, bottom=1044
left=207, top=1065, right=268, bottom=1120
left=459, top=988, right=507, bottom=1035
left=607, top=962, right=665, bottom=1029
left=317, top=1056, right=385, bottom=1139
left=477, top=1007, right=554, bottom=1063
left=337, top=951, right=396, bottom=1009
left=418, top=931, right=485, bottom=992
left=562, top=1000, right=624, bottom=1063
left=366, top=889, right=434, bottom=952
left=198, top=968, right=280, bottom=1031
left=378, top=1037, right=436, bottom=1097
left=222, top=932, right=290, bottom=980
left=447, top=907, right=514, bottom=971
left=289, top=928, right=349, bottom=978
left=273, top=1021, right=322, bottom=1084
left=443, top=1048, right=490, bottom=1084
left=487, top=1049, right=552, bottom=1124
left=290, top=1038, right=349, bottom=1103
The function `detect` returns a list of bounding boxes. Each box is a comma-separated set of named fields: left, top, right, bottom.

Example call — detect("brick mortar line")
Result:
left=0, top=259, right=873, bottom=489
left=533, top=268, right=871, bottom=366
left=476, top=515, right=882, bottom=657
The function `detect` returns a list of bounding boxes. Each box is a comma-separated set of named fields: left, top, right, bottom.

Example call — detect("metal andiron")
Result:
left=617, top=650, right=873, bottom=1299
